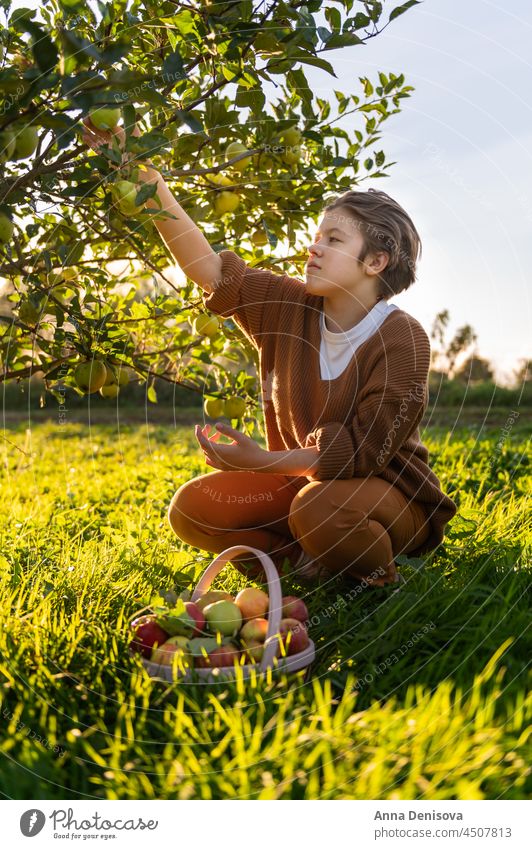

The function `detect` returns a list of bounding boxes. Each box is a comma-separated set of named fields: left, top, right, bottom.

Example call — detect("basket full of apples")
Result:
left=129, top=545, right=315, bottom=681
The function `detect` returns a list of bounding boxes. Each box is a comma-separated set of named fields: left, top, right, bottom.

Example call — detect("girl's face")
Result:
left=305, top=209, right=388, bottom=297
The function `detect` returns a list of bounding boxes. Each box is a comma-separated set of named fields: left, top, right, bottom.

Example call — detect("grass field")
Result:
left=0, top=418, right=530, bottom=800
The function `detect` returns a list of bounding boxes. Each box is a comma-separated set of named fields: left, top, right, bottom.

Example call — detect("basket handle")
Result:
left=190, top=545, right=283, bottom=673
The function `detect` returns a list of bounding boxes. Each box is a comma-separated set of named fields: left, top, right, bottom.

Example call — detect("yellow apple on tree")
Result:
left=214, top=191, right=240, bottom=216
left=12, top=125, right=39, bottom=160
left=18, top=300, right=40, bottom=325
left=280, top=127, right=302, bottom=146
left=74, top=360, right=108, bottom=393
left=0, top=212, right=14, bottom=244
left=89, top=107, right=121, bottom=131
left=0, top=130, right=16, bottom=163
left=208, top=173, right=235, bottom=188
left=225, top=141, right=253, bottom=172
left=251, top=230, right=268, bottom=247
left=204, top=397, right=225, bottom=418
left=112, top=180, right=144, bottom=216
left=223, top=396, right=246, bottom=419
left=282, top=145, right=302, bottom=165
left=192, top=314, right=220, bottom=338
left=99, top=383, right=120, bottom=399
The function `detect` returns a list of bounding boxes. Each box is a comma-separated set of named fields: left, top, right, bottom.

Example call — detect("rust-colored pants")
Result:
left=168, top=471, right=431, bottom=586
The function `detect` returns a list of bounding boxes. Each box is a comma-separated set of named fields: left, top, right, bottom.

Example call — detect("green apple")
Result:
left=208, top=172, right=235, bottom=188
left=89, top=107, right=121, bottom=131
left=192, top=313, right=220, bottom=338
left=281, top=127, right=302, bottom=147
left=112, top=180, right=143, bottom=215
left=203, top=600, right=243, bottom=637
left=251, top=230, right=268, bottom=247
left=18, top=300, right=40, bottom=325
left=282, top=145, right=302, bottom=165
left=12, top=125, right=39, bottom=160
left=204, top=397, right=225, bottom=418
left=104, top=362, right=130, bottom=387
left=74, top=360, right=108, bottom=393
left=0, top=130, right=16, bottom=163
left=0, top=212, right=14, bottom=244
left=214, top=191, right=240, bottom=216
left=225, top=140, right=253, bottom=172
left=223, top=396, right=246, bottom=419
left=99, top=383, right=119, bottom=398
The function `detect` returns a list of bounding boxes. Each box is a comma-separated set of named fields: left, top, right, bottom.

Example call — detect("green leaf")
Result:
left=235, top=85, right=265, bottom=114
left=135, top=181, right=158, bottom=206
left=147, top=384, right=158, bottom=404
left=188, top=637, right=219, bottom=658
left=287, top=49, right=337, bottom=77
left=322, top=32, right=363, bottom=50
left=389, top=1, right=422, bottom=23
left=162, top=48, right=186, bottom=86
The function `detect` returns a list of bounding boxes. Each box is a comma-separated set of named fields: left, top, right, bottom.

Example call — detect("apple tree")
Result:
left=0, top=0, right=421, bottom=432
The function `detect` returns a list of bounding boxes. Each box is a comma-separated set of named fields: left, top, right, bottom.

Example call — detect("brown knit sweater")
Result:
left=202, top=249, right=457, bottom=556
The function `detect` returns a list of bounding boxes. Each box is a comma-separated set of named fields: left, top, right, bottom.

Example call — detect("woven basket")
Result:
left=142, top=544, right=315, bottom=682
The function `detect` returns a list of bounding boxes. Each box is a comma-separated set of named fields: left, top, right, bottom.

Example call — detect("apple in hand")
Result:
left=129, top=615, right=169, bottom=658
left=235, top=587, right=269, bottom=621
left=281, top=595, right=308, bottom=624
left=195, top=590, right=233, bottom=612
left=278, top=618, right=310, bottom=656
left=203, top=600, right=242, bottom=637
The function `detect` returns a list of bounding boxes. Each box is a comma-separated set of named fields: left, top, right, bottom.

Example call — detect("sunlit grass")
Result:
left=0, top=421, right=530, bottom=799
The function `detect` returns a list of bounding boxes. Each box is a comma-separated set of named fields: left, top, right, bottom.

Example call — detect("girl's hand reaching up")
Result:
left=80, top=115, right=141, bottom=171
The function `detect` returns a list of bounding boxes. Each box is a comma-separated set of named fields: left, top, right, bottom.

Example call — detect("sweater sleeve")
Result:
left=201, top=249, right=302, bottom=347
left=304, top=318, right=431, bottom=480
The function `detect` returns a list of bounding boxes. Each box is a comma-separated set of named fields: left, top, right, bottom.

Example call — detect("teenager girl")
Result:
left=83, top=118, right=457, bottom=587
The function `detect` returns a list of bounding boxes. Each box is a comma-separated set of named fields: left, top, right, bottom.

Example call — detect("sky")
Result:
left=6, top=0, right=531, bottom=384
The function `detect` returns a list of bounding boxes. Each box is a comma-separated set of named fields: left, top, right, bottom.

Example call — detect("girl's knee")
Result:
left=167, top=478, right=203, bottom=537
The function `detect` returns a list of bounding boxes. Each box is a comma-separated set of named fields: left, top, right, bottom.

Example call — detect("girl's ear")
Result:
left=367, top=250, right=389, bottom=276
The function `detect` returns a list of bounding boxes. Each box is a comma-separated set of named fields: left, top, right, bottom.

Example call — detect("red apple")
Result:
left=129, top=615, right=169, bottom=659
left=278, top=618, right=310, bottom=656
left=184, top=601, right=206, bottom=636
left=235, top=587, right=269, bottom=621
left=195, top=642, right=241, bottom=668
left=281, top=595, right=309, bottom=623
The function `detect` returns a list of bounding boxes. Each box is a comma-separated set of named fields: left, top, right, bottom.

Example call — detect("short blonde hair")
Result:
left=324, top=188, right=422, bottom=299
